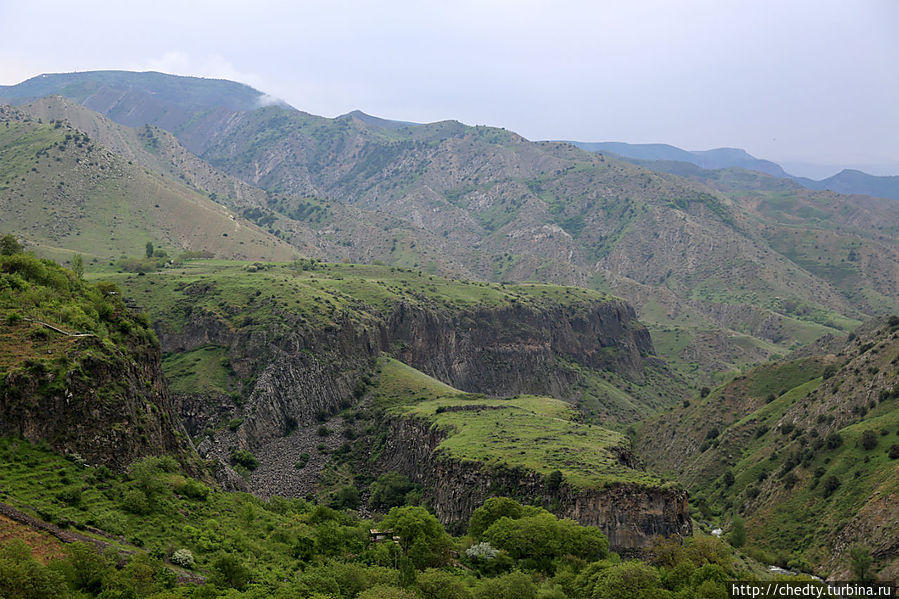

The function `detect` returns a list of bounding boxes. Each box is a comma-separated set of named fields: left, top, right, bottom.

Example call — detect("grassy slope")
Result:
left=374, top=357, right=666, bottom=490
left=0, top=110, right=297, bottom=262
left=0, top=438, right=310, bottom=585
left=636, top=320, right=899, bottom=576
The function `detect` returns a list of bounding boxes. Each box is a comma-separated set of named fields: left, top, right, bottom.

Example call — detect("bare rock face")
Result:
left=377, top=417, right=691, bottom=550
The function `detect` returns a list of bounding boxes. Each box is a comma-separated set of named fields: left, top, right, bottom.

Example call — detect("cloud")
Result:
left=256, top=94, right=285, bottom=108
left=127, top=51, right=268, bottom=90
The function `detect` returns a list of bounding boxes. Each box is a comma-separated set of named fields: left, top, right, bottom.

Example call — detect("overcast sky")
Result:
left=1, top=0, right=896, bottom=177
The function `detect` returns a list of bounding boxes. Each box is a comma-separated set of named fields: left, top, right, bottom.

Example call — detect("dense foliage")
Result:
left=0, top=439, right=784, bottom=598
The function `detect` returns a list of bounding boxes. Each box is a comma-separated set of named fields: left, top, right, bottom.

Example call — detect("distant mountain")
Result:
left=0, top=71, right=269, bottom=134
left=337, top=109, right=420, bottom=130
left=796, top=169, right=899, bottom=202
left=566, top=141, right=788, bottom=178
left=570, top=140, right=899, bottom=202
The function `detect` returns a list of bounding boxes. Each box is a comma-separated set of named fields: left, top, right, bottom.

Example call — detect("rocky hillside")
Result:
left=0, top=249, right=198, bottom=472
left=635, top=316, right=899, bottom=580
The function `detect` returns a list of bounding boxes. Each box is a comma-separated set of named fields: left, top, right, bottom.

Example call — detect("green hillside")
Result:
left=375, top=357, right=665, bottom=490
left=0, top=106, right=298, bottom=263
left=635, top=318, right=899, bottom=579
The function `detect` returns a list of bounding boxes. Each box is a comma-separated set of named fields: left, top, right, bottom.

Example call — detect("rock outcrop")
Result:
left=164, top=297, right=652, bottom=450
left=0, top=330, right=196, bottom=472
left=377, top=417, right=691, bottom=550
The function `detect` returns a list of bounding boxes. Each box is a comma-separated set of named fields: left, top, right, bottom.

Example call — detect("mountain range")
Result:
left=2, top=71, right=899, bottom=382
left=566, top=140, right=899, bottom=202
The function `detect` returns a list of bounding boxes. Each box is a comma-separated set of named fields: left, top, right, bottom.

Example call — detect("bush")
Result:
left=231, top=449, right=259, bottom=470
left=121, top=488, right=152, bottom=515
left=227, top=418, right=243, bottom=431
left=0, top=233, right=23, bottom=255
left=176, top=478, right=210, bottom=500
left=209, top=553, right=250, bottom=590
left=825, top=432, right=843, bottom=449
left=822, top=475, right=840, bottom=497
left=729, top=517, right=746, bottom=548
left=889, top=444, right=899, bottom=459
left=170, top=548, right=195, bottom=569
left=860, top=430, right=877, bottom=451
left=55, top=486, right=82, bottom=507
left=330, top=485, right=361, bottom=510
left=295, top=453, right=310, bottom=469
left=370, top=472, right=418, bottom=510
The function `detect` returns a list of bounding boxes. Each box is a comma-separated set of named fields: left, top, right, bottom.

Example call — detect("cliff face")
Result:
left=0, top=331, right=195, bottom=472
left=388, top=300, right=652, bottom=393
left=377, top=417, right=691, bottom=550
left=164, top=297, right=652, bottom=450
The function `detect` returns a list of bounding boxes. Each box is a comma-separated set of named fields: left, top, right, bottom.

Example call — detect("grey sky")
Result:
left=1, top=0, right=896, bottom=177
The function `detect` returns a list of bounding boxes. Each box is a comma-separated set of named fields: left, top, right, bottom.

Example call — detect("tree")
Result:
left=381, top=506, right=453, bottom=569
left=889, top=443, right=899, bottom=460
left=474, top=570, right=536, bottom=599
left=0, top=233, right=23, bottom=256
left=860, top=430, right=877, bottom=451
left=71, top=253, right=84, bottom=279
left=848, top=545, right=873, bottom=582
left=330, top=485, right=361, bottom=510
left=209, top=553, right=250, bottom=590
left=588, top=561, right=667, bottom=599
left=370, top=472, right=417, bottom=510
left=547, top=470, right=563, bottom=490
left=728, top=517, right=746, bottom=548
left=145, top=241, right=154, bottom=258
left=469, top=497, right=525, bottom=539
left=417, top=569, right=471, bottom=599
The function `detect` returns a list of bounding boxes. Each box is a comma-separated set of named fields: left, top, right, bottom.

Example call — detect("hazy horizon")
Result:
left=1, top=0, right=896, bottom=178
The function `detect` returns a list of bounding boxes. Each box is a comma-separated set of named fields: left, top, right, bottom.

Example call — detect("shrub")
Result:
left=176, top=478, right=210, bottom=500
left=170, top=549, right=195, bottom=569
left=330, top=485, right=360, bottom=510
left=209, top=553, right=250, bottom=590
left=822, top=475, right=840, bottom=497
left=860, top=430, right=877, bottom=451
left=227, top=418, right=243, bottom=431
left=825, top=432, right=843, bottom=449
left=295, top=453, right=310, bottom=469
left=231, top=449, right=259, bottom=470
left=121, top=489, right=152, bottom=515
left=729, top=517, right=746, bottom=548
left=888, top=444, right=899, bottom=459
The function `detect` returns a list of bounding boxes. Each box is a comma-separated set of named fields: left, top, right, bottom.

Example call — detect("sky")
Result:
left=1, top=0, right=897, bottom=178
